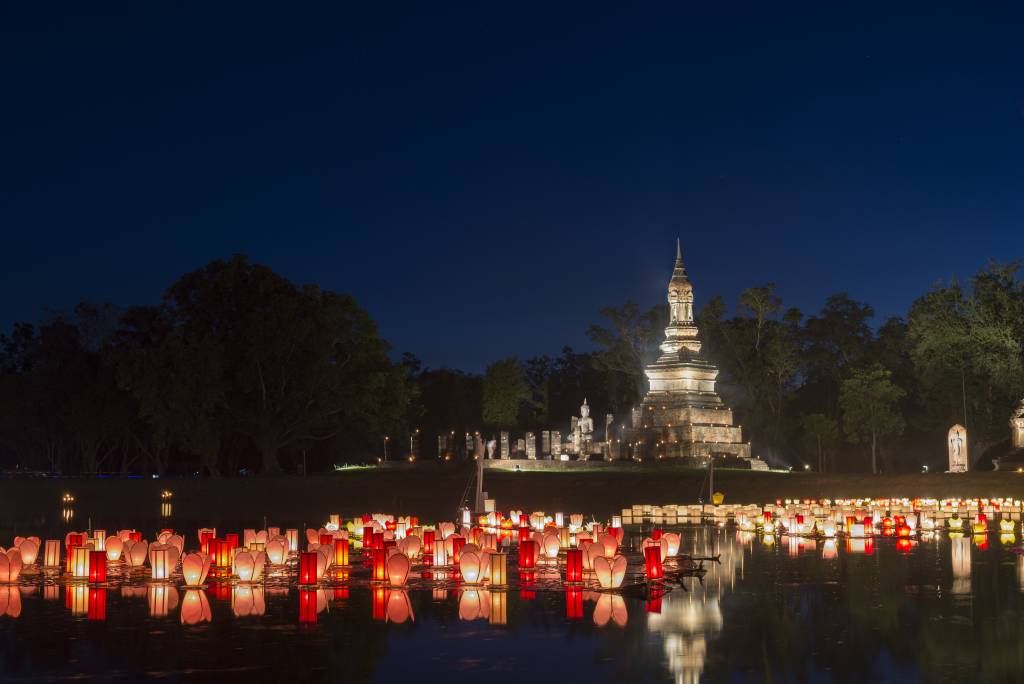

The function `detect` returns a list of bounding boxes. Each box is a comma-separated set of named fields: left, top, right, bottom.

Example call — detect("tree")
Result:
left=799, top=413, right=840, bottom=472
left=587, top=301, right=666, bottom=403
left=482, top=358, right=530, bottom=429
left=840, top=365, right=906, bottom=474
left=907, top=262, right=1024, bottom=463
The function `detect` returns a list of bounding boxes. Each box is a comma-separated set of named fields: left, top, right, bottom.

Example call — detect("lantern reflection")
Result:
left=386, top=589, right=414, bottom=623
left=232, top=585, right=266, bottom=617
left=951, top=535, right=971, bottom=595
left=593, top=594, right=628, bottom=627
left=0, top=586, right=21, bottom=618
left=181, top=590, right=212, bottom=625
left=148, top=584, right=180, bottom=617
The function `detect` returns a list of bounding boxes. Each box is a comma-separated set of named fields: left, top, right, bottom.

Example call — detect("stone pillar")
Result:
left=551, top=431, right=561, bottom=458
left=526, top=432, right=536, bottom=460
left=516, top=438, right=525, bottom=458
left=541, top=430, right=550, bottom=455
left=500, top=431, right=509, bottom=460
left=437, top=434, right=447, bottom=460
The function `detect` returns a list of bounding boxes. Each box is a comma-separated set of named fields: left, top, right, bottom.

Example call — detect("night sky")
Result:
left=2, top=4, right=1021, bottom=371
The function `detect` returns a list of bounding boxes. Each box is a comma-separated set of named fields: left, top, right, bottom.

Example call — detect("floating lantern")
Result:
left=644, top=546, right=663, bottom=581
left=105, top=537, right=123, bottom=562
left=285, top=529, right=299, bottom=553
left=198, top=529, right=216, bottom=554
left=565, top=548, right=583, bottom=583
left=583, top=541, right=603, bottom=571
left=372, top=548, right=388, bottom=583
left=662, top=532, right=681, bottom=557
left=150, top=547, right=170, bottom=581
left=387, top=552, right=411, bottom=587
left=15, top=538, right=39, bottom=566
left=433, top=539, right=448, bottom=567
left=488, top=551, right=507, bottom=586
left=88, top=551, right=106, bottom=583
left=234, top=551, right=265, bottom=582
left=71, top=546, right=91, bottom=578
left=0, top=550, right=22, bottom=583
left=459, top=550, right=483, bottom=584
left=451, top=536, right=466, bottom=564
left=332, top=539, right=350, bottom=568
left=182, top=553, right=211, bottom=587
left=542, top=532, right=560, bottom=560
left=593, top=554, right=626, bottom=589
left=299, top=552, right=319, bottom=585
left=266, top=539, right=288, bottom=565
left=598, top=532, right=618, bottom=557
left=518, top=540, right=538, bottom=570
left=210, top=539, right=231, bottom=569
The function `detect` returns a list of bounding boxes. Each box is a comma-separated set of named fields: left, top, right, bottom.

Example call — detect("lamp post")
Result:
left=383, top=436, right=389, bottom=463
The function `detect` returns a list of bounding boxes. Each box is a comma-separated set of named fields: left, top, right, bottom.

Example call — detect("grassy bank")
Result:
left=4, top=464, right=1024, bottom=530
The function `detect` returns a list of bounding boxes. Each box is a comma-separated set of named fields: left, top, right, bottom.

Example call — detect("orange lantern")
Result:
left=333, top=539, right=350, bottom=568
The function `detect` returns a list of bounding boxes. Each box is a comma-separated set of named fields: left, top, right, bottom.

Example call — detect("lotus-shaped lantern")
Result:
left=15, top=538, right=39, bottom=566
left=181, top=553, right=211, bottom=587
left=593, top=554, right=627, bottom=589
left=0, top=549, right=23, bottom=583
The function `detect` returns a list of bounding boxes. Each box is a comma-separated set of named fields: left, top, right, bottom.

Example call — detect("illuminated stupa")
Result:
left=624, top=240, right=757, bottom=465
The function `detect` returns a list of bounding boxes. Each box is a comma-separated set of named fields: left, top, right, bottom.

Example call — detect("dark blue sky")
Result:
left=2, top=4, right=1021, bottom=371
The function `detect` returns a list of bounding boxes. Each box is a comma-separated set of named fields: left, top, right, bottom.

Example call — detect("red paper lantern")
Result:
left=652, top=528, right=662, bottom=541
left=225, top=533, right=239, bottom=551
left=128, top=531, right=142, bottom=543
left=764, top=511, right=773, bottom=523
left=644, top=545, right=663, bottom=581
left=372, top=548, right=388, bottom=582
left=88, top=551, right=107, bottom=583
left=565, top=588, right=583, bottom=620
left=371, top=532, right=384, bottom=551
left=565, top=548, right=582, bottom=584
left=423, top=529, right=435, bottom=548
left=385, top=520, right=397, bottom=532
left=362, top=526, right=375, bottom=551
left=333, top=539, right=349, bottom=567
left=200, top=531, right=215, bottom=554
left=518, top=526, right=530, bottom=543
left=319, top=533, right=334, bottom=548
left=299, top=589, right=317, bottom=624
left=87, top=588, right=107, bottom=621
left=383, top=539, right=396, bottom=554
left=362, top=514, right=372, bottom=524
left=422, top=552, right=434, bottom=567
left=451, top=536, right=466, bottom=564
left=410, top=516, right=419, bottom=527
left=212, top=539, right=232, bottom=568
left=518, top=539, right=537, bottom=569
left=299, top=551, right=319, bottom=585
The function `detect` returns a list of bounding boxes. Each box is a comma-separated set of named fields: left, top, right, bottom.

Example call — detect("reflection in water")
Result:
left=148, top=584, right=180, bottom=617
left=593, top=594, right=627, bottom=627
left=951, top=535, right=971, bottom=596
left=0, top=586, right=21, bottom=618
left=181, top=589, right=212, bottom=625
left=386, top=589, right=413, bottom=623
left=649, top=528, right=732, bottom=683
left=232, top=585, right=266, bottom=617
